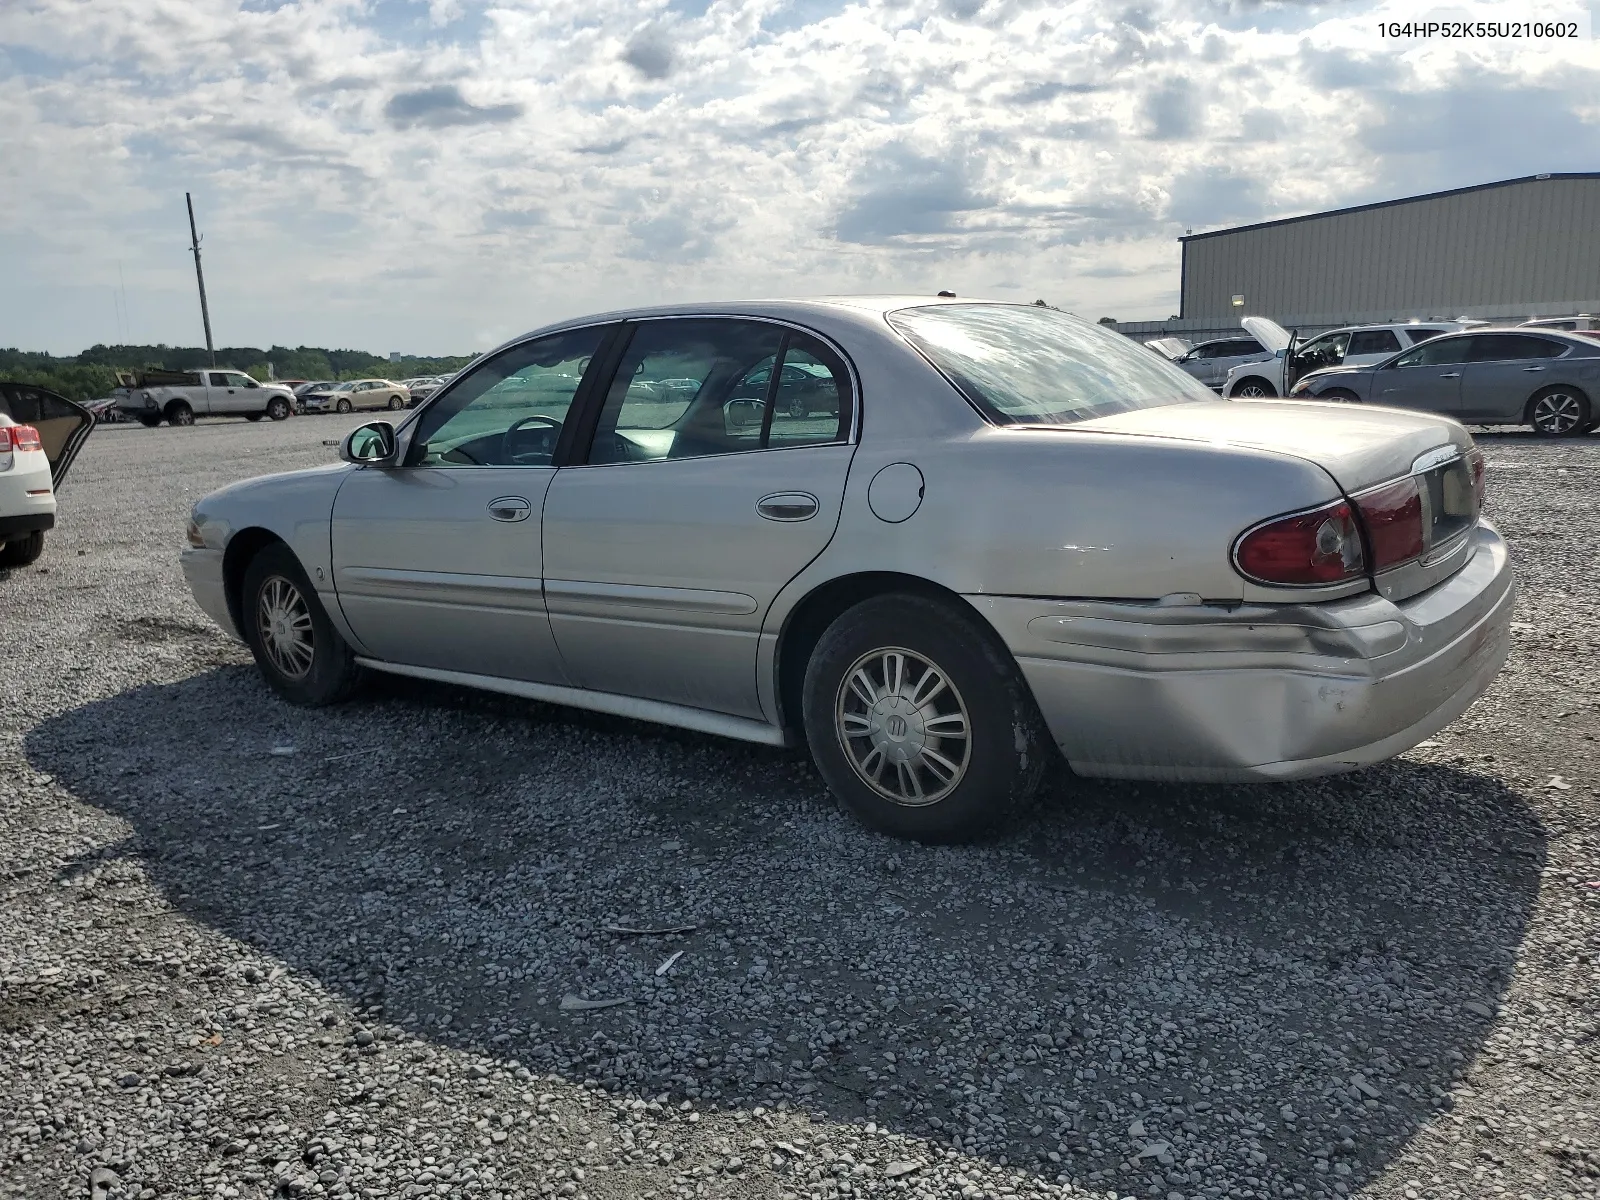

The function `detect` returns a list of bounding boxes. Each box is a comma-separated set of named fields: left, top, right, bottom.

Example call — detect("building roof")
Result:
left=1179, top=173, right=1600, bottom=243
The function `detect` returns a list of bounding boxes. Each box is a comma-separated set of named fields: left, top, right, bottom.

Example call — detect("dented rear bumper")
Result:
left=970, top=521, right=1514, bottom=782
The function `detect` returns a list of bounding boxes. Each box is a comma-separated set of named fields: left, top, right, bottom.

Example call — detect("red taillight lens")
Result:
left=1468, top=448, right=1486, bottom=507
left=1354, top=476, right=1425, bottom=571
left=0, top=425, right=41, bottom=452
left=1234, top=501, right=1366, bottom=586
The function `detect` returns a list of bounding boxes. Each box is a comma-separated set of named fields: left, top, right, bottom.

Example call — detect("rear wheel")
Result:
left=1231, top=377, right=1277, bottom=398
left=387, top=395, right=403, bottom=410
left=266, top=396, right=291, bottom=421
left=241, top=542, right=364, bottom=706
left=0, top=530, right=45, bottom=568
left=336, top=398, right=353, bottom=414
left=802, top=593, right=1050, bottom=843
left=166, top=400, right=195, bottom=427
left=1529, top=387, right=1590, bottom=437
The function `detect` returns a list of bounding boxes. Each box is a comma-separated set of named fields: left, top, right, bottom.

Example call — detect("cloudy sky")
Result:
left=2, top=0, right=1597, bottom=355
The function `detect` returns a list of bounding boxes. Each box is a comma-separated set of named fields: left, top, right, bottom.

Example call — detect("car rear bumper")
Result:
left=181, top=547, right=241, bottom=640
left=970, top=521, right=1515, bottom=782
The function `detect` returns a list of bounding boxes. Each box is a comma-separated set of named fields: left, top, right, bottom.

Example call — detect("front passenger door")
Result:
left=1373, top=335, right=1472, bottom=416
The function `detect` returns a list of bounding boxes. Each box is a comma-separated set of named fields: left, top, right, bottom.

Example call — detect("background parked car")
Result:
left=1142, top=337, right=1192, bottom=361
left=1170, top=336, right=1273, bottom=391
left=1288, top=328, right=1600, bottom=436
left=0, top=382, right=94, bottom=567
left=301, top=380, right=410, bottom=414
left=1225, top=319, right=1468, bottom=397
left=1520, top=315, right=1600, bottom=341
left=399, top=376, right=449, bottom=404
left=112, top=368, right=296, bottom=426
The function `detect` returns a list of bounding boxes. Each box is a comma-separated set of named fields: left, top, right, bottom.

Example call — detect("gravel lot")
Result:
left=3, top=414, right=1598, bottom=1200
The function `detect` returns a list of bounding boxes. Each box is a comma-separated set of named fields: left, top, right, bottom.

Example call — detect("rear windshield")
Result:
left=888, top=303, right=1214, bottom=425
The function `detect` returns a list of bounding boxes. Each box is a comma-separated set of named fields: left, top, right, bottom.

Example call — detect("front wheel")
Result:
left=1529, top=387, right=1590, bottom=437
left=787, top=395, right=807, bottom=419
left=1230, top=377, right=1277, bottom=398
left=267, top=396, right=291, bottom=421
left=336, top=398, right=353, bottom=414
left=1320, top=388, right=1362, bottom=404
left=0, top=530, right=45, bottom=568
left=802, top=593, right=1050, bottom=842
left=241, top=543, right=364, bottom=706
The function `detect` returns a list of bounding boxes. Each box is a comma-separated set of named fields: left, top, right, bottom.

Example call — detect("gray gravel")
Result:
left=3, top=414, right=1598, bottom=1200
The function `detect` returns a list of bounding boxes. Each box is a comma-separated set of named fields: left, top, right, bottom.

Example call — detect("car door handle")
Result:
left=1521, top=365, right=1545, bottom=372
left=487, top=496, right=532, bottom=522
left=1438, top=373, right=1460, bottom=379
left=756, top=492, right=819, bottom=522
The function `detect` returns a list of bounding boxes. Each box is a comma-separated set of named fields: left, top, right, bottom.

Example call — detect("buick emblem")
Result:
left=885, top=715, right=908, bottom=738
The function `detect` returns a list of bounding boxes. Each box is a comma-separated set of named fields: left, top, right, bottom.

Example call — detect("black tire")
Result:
left=1527, top=386, right=1590, bottom=437
left=136, top=414, right=162, bottom=428
left=787, top=395, right=807, bottom=419
left=166, top=400, right=195, bottom=427
left=245, top=413, right=263, bottom=422
left=387, top=395, right=403, bottom=410
left=1230, top=377, right=1277, bottom=398
left=267, top=396, right=290, bottom=421
left=240, top=542, right=364, bottom=706
left=802, top=593, right=1051, bottom=843
left=1320, top=388, right=1362, bottom=404
left=336, top=398, right=353, bottom=414
left=0, top=530, right=45, bottom=568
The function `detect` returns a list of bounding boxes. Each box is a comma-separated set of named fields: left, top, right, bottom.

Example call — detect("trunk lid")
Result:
left=1073, top=399, right=1472, bottom=496
left=0, top=382, right=95, bottom=489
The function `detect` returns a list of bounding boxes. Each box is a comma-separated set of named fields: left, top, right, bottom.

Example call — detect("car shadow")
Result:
left=27, top=666, right=1545, bottom=1194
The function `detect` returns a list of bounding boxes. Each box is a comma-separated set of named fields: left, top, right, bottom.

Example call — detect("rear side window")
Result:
left=1469, top=334, right=1567, bottom=362
left=887, top=304, right=1213, bottom=425
left=1228, top=339, right=1265, bottom=356
left=1348, top=330, right=1402, bottom=355
left=1404, top=327, right=1449, bottom=345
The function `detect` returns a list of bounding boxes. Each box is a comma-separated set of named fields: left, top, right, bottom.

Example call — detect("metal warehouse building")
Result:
left=1118, top=173, right=1600, bottom=342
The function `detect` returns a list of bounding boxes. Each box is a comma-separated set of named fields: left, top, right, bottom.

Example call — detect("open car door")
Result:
left=0, top=383, right=95, bottom=490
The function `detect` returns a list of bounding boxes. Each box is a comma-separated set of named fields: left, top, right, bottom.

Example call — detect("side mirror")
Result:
left=341, top=421, right=397, bottom=465
left=724, top=397, right=764, bottom=432
left=1274, top=348, right=1287, bottom=359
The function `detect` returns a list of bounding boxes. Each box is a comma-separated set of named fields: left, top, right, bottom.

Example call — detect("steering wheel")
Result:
left=502, top=414, right=564, bottom=464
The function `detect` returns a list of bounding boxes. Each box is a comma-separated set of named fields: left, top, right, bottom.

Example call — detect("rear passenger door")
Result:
left=1459, top=334, right=1568, bottom=422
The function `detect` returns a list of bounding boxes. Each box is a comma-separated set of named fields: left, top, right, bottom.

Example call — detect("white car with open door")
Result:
left=1224, top=319, right=1469, bottom=399
left=0, top=382, right=95, bottom=568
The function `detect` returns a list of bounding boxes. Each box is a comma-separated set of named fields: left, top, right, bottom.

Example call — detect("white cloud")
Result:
left=0, top=0, right=1596, bottom=352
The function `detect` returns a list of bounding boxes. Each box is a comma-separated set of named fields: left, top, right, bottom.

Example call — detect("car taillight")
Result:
left=1233, top=501, right=1366, bottom=586
left=0, top=425, right=41, bottom=452
left=1353, top=476, right=1425, bottom=571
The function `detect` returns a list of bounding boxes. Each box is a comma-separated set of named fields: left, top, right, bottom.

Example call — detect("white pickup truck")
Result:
left=113, top=368, right=296, bottom=427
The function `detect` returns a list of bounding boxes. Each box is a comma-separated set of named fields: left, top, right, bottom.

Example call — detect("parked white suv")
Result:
left=1223, top=319, right=1468, bottom=398
left=1171, top=336, right=1275, bottom=391
left=0, top=383, right=94, bottom=568
left=113, top=368, right=296, bottom=427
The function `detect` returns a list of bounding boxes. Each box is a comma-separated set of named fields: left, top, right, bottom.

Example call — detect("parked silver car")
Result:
left=1289, top=328, right=1600, bottom=436
left=1171, top=336, right=1273, bottom=391
left=181, top=298, right=1514, bottom=841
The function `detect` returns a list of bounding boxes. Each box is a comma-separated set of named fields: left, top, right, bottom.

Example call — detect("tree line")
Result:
left=0, top=343, right=477, bottom=402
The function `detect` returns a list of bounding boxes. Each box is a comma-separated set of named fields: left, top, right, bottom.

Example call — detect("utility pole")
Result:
left=186, top=193, right=216, bottom=367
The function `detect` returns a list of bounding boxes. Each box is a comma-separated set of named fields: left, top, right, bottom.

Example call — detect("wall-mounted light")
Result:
left=1231, top=295, right=1245, bottom=307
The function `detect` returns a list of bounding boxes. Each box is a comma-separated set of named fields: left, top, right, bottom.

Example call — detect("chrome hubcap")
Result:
left=1534, top=393, right=1581, bottom=434
left=836, top=647, right=971, bottom=807
left=257, top=575, right=314, bottom=679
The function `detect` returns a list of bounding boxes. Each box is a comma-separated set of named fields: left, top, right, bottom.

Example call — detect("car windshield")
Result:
left=887, top=303, right=1214, bottom=425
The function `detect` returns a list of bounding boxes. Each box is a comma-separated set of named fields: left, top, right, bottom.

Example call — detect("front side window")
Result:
left=887, top=303, right=1212, bottom=425
left=586, top=319, right=849, bottom=463
left=208, top=372, right=231, bottom=387
left=407, top=325, right=609, bottom=467
left=1391, top=336, right=1472, bottom=368
left=229, top=373, right=258, bottom=388
left=1348, top=330, right=1402, bottom=356
left=1293, top=331, right=1352, bottom=372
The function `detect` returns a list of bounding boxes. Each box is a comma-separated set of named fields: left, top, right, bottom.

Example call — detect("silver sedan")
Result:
left=1289, top=328, right=1600, bottom=436
left=181, top=298, right=1514, bottom=841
